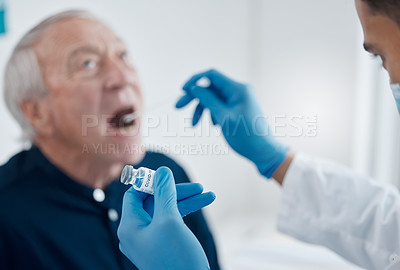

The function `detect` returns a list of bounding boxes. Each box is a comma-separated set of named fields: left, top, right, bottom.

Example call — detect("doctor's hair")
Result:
left=362, top=0, right=400, bottom=27
left=3, top=10, right=99, bottom=143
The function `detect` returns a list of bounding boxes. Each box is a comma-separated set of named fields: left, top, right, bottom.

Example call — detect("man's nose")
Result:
left=104, top=58, right=132, bottom=91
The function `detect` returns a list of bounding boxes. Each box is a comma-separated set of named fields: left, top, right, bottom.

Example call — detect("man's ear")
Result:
left=20, top=97, right=53, bottom=137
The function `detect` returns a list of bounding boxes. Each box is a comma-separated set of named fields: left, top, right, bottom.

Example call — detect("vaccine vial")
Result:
left=120, top=165, right=155, bottom=194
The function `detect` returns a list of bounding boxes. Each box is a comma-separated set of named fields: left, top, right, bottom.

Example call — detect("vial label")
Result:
left=133, top=168, right=155, bottom=194
left=120, top=165, right=155, bottom=195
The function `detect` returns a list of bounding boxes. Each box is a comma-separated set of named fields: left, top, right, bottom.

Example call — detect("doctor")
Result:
left=118, top=0, right=400, bottom=269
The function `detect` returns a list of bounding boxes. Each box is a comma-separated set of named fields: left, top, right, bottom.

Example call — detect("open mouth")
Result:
left=108, top=106, right=139, bottom=129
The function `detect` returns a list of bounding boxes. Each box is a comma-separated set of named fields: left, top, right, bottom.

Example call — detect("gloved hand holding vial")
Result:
left=118, top=167, right=215, bottom=270
left=120, top=165, right=216, bottom=218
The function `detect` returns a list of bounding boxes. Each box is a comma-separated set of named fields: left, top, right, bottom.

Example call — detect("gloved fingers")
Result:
left=143, top=195, right=155, bottom=217
left=183, top=69, right=236, bottom=101
left=185, top=85, right=226, bottom=122
left=152, top=166, right=180, bottom=219
left=142, top=182, right=205, bottom=218
left=183, top=71, right=211, bottom=90
left=120, top=187, right=152, bottom=227
left=192, top=103, right=205, bottom=126
left=176, top=94, right=195, bottom=109
left=177, top=191, right=216, bottom=217
left=211, top=113, right=218, bottom=126
left=176, top=183, right=204, bottom=201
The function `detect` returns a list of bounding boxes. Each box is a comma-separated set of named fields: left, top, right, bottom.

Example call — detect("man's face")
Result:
left=34, top=18, right=144, bottom=164
left=356, top=0, right=400, bottom=83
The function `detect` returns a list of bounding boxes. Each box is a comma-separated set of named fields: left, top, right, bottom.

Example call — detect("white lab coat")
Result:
left=277, top=153, right=400, bottom=270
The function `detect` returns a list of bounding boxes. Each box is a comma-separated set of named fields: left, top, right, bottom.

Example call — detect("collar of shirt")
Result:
left=21, top=145, right=128, bottom=209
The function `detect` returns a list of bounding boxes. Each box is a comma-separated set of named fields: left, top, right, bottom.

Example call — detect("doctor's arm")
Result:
left=277, top=154, right=400, bottom=270
left=177, top=69, right=400, bottom=270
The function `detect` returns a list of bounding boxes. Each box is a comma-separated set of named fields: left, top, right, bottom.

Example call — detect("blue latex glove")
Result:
left=118, top=166, right=214, bottom=270
left=143, top=182, right=215, bottom=218
left=176, top=69, right=289, bottom=178
left=0, top=1, right=6, bottom=35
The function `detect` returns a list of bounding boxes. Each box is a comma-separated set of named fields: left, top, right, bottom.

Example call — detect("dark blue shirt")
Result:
left=0, top=146, right=220, bottom=270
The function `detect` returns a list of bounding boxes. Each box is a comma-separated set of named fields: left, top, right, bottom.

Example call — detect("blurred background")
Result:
left=1, top=0, right=399, bottom=269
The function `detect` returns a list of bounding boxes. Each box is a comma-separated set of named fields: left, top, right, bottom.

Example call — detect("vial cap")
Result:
left=121, top=165, right=134, bottom=185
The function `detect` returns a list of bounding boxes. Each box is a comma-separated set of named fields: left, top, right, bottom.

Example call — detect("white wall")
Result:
left=1, top=0, right=398, bottom=265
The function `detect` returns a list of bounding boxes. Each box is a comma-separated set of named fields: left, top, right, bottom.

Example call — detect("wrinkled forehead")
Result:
left=34, top=17, right=124, bottom=62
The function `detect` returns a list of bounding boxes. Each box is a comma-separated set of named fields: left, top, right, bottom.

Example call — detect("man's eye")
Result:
left=83, top=60, right=96, bottom=69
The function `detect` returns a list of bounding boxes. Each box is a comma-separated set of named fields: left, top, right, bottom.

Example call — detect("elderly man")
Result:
left=0, top=10, right=220, bottom=270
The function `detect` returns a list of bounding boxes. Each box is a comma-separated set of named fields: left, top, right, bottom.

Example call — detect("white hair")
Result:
left=3, top=10, right=99, bottom=142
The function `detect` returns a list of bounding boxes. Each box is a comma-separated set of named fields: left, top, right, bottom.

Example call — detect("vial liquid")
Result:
left=120, top=165, right=155, bottom=195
